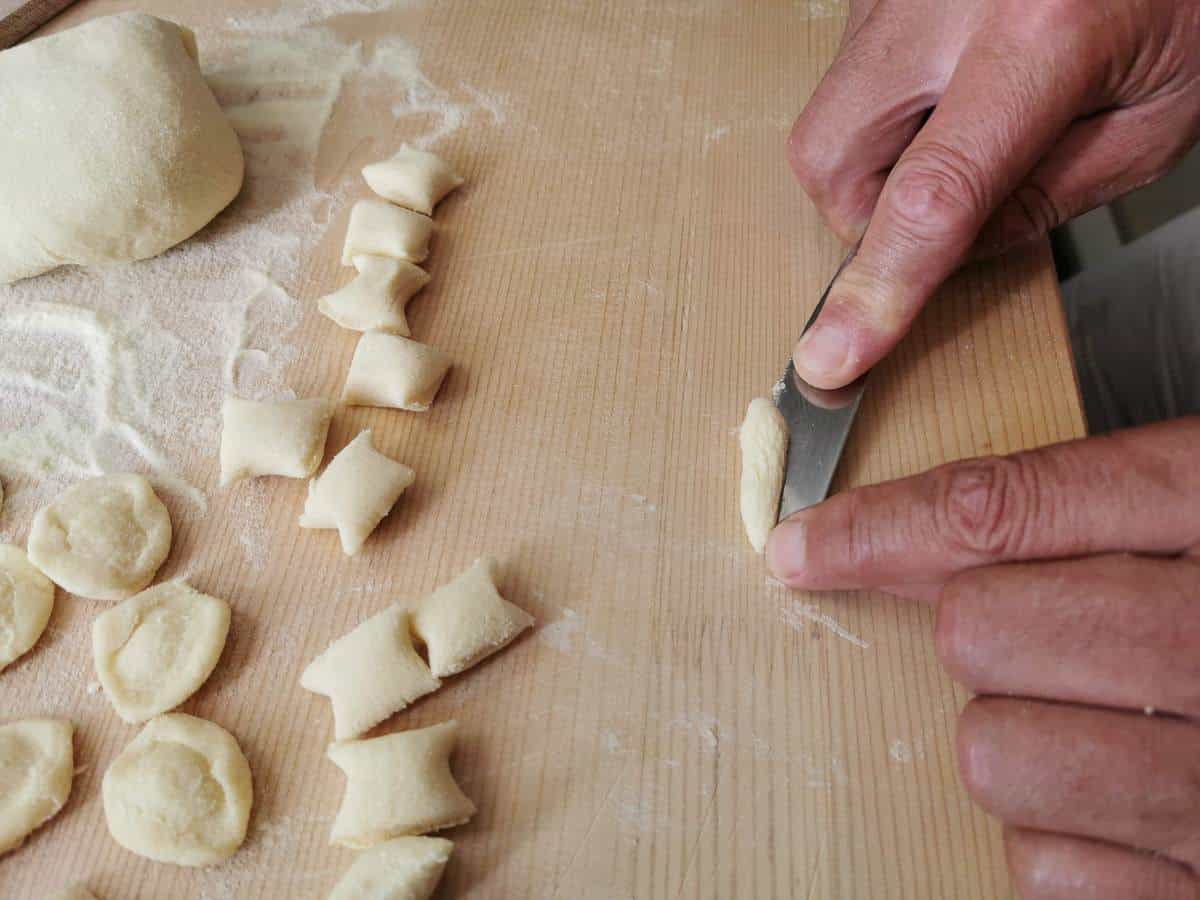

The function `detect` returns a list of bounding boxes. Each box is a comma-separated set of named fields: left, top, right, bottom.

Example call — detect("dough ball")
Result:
left=341, top=332, right=451, bottom=412
left=412, top=557, right=533, bottom=678
left=102, top=713, right=253, bottom=866
left=0, top=545, right=55, bottom=673
left=219, top=396, right=335, bottom=487
left=318, top=255, right=431, bottom=337
left=27, top=474, right=172, bottom=602
left=342, top=199, right=433, bottom=266
left=0, top=13, right=244, bottom=284
left=328, top=836, right=453, bottom=900
left=739, top=398, right=789, bottom=553
left=0, top=719, right=74, bottom=854
left=362, top=148, right=463, bottom=216
left=93, top=580, right=231, bottom=723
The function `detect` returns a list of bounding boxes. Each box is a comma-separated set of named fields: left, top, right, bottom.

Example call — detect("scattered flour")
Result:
left=775, top=583, right=870, bottom=649
left=538, top=608, right=583, bottom=654
left=888, top=740, right=912, bottom=764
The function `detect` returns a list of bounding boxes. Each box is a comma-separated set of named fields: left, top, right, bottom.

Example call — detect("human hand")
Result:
left=788, top=0, right=1200, bottom=389
left=767, top=416, right=1200, bottom=898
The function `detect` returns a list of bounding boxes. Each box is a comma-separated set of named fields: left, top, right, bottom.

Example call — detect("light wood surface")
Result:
left=0, top=1, right=1086, bottom=898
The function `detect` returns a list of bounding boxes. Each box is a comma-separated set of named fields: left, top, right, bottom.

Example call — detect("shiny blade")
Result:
left=774, top=247, right=867, bottom=522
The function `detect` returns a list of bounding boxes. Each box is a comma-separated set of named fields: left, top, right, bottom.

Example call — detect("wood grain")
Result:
left=0, top=1, right=1085, bottom=898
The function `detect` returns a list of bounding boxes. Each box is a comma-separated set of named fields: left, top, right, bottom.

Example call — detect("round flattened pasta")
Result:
left=0, top=719, right=74, bottom=854
left=28, top=474, right=172, bottom=602
left=93, top=581, right=231, bottom=723
left=0, top=545, right=55, bottom=673
left=102, top=713, right=252, bottom=866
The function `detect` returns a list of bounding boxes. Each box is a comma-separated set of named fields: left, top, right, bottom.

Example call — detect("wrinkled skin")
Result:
left=775, top=2, right=1200, bottom=895
left=788, top=0, right=1200, bottom=390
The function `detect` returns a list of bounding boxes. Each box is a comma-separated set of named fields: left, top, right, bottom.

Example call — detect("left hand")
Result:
left=768, top=416, right=1200, bottom=898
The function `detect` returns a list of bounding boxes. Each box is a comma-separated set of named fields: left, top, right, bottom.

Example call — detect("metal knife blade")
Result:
left=774, top=246, right=867, bottom=522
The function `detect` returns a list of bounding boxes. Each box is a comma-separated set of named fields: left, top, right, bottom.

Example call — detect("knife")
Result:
left=774, top=244, right=867, bottom=522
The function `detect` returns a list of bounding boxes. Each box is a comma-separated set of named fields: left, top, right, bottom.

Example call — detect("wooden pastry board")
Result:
left=0, top=1, right=1086, bottom=897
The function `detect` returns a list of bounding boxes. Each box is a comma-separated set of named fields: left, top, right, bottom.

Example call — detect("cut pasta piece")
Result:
left=219, top=396, right=334, bottom=487
left=27, top=474, right=172, bottom=602
left=299, top=430, right=416, bottom=557
left=301, top=603, right=439, bottom=740
left=739, top=397, right=789, bottom=553
left=319, top=255, right=431, bottom=336
left=102, top=713, right=252, bottom=866
left=0, top=719, right=74, bottom=854
left=328, top=720, right=474, bottom=848
left=362, top=148, right=463, bottom=216
left=412, top=557, right=534, bottom=678
left=328, top=836, right=453, bottom=900
left=92, top=581, right=231, bottom=723
left=342, top=332, right=451, bottom=412
left=0, top=545, right=54, bottom=673
left=342, top=199, right=433, bottom=265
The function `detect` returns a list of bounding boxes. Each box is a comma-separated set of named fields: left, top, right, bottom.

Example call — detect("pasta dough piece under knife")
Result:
left=739, top=397, right=789, bottom=553
left=362, top=148, right=463, bottom=216
left=342, top=199, right=433, bottom=266
left=342, top=332, right=451, bottom=412
left=319, top=255, right=430, bottom=336
left=299, top=430, right=415, bottom=556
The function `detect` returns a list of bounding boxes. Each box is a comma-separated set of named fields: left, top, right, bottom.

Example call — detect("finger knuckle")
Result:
left=788, top=120, right=838, bottom=200
left=933, top=456, right=1035, bottom=560
left=888, top=144, right=990, bottom=240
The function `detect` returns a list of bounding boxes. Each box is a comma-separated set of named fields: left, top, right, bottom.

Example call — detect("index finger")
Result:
left=766, top=418, right=1200, bottom=591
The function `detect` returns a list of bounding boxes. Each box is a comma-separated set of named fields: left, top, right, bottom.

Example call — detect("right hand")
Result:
left=787, top=0, right=1200, bottom=389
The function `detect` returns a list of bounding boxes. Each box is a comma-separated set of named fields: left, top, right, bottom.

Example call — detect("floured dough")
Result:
left=0, top=545, right=55, bottom=673
left=329, top=720, right=474, bottom=847
left=342, top=199, right=433, bottom=266
left=0, top=13, right=244, bottom=285
left=328, top=836, right=453, bottom=900
left=93, top=581, right=231, bottom=723
left=28, top=474, right=172, bottom=602
left=0, top=719, right=74, bottom=854
left=739, top=398, right=789, bottom=553
left=412, top=557, right=534, bottom=678
left=362, top=148, right=463, bottom=216
left=220, top=396, right=334, bottom=487
left=299, top=430, right=416, bottom=556
left=342, top=332, right=451, bottom=412
left=50, top=887, right=99, bottom=900
left=301, top=603, right=439, bottom=740
left=319, top=255, right=431, bottom=336
left=102, top=713, right=252, bottom=866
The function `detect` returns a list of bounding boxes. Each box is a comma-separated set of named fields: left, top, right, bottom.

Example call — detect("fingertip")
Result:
left=766, top=517, right=806, bottom=585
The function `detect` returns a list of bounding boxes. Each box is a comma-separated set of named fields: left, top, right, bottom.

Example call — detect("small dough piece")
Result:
left=342, top=199, right=433, bottom=266
left=319, top=255, right=431, bottom=336
left=412, top=557, right=533, bottom=678
left=329, top=720, right=474, bottom=848
left=299, top=430, right=416, bottom=556
left=301, top=603, right=439, bottom=740
left=362, top=148, right=464, bottom=216
left=92, top=581, right=231, bottom=723
left=50, top=887, right=99, bottom=900
left=342, top=332, right=451, bottom=412
left=739, top=398, right=789, bottom=554
left=328, top=836, right=453, bottom=900
left=0, top=719, right=74, bottom=854
left=28, top=475, right=172, bottom=602
left=219, top=396, right=334, bottom=487
left=0, top=13, right=244, bottom=285
left=102, top=713, right=252, bottom=866
left=0, top=545, right=55, bottom=673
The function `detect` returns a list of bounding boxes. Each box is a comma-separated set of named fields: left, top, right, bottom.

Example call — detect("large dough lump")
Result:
left=0, top=14, right=244, bottom=284
left=102, top=713, right=253, bottom=866
left=412, top=557, right=533, bottom=678
left=301, top=602, right=439, bottom=740
left=319, top=255, right=431, bottom=336
left=28, top=474, right=172, bottom=602
left=329, top=720, right=474, bottom=848
left=362, top=148, right=463, bottom=216
left=220, top=396, right=335, bottom=487
left=93, top=581, right=231, bottom=723
left=300, top=430, right=416, bottom=556
left=739, top=398, right=789, bottom=553
left=342, top=332, right=451, bottom=412
left=328, top=835, right=453, bottom=900
left=342, top=200, right=433, bottom=266
left=0, top=719, right=74, bottom=854
left=0, top=545, right=55, bottom=673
